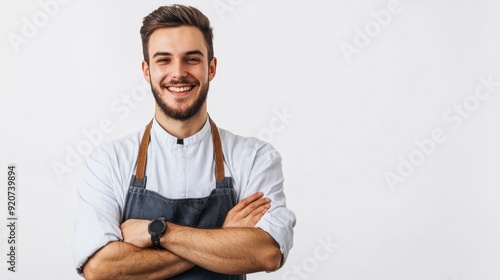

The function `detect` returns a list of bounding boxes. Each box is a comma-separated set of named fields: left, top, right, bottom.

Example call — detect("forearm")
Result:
left=83, top=241, right=194, bottom=280
left=162, top=223, right=282, bottom=274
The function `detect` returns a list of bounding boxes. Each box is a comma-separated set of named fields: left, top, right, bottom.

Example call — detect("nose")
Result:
left=170, top=59, right=187, bottom=79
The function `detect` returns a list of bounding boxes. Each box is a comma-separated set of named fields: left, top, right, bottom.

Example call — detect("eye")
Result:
left=185, top=57, right=200, bottom=64
left=157, top=58, right=171, bottom=64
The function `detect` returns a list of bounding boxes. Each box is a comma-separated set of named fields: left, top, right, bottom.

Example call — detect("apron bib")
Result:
left=122, top=118, right=246, bottom=279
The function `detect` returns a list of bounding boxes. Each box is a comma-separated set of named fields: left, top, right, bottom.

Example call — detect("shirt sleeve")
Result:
left=72, top=146, right=123, bottom=276
left=243, top=143, right=296, bottom=266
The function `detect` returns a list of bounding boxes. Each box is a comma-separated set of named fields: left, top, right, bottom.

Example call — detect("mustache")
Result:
left=163, top=79, right=199, bottom=86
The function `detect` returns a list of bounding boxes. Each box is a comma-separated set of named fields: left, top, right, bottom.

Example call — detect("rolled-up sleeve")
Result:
left=72, top=147, right=123, bottom=276
left=245, top=144, right=296, bottom=265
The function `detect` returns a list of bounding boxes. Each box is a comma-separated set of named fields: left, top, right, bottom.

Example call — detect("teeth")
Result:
left=168, top=86, right=193, bottom=93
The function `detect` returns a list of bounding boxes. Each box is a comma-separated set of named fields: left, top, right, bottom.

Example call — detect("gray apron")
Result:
left=122, top=118, right=246, bottom=279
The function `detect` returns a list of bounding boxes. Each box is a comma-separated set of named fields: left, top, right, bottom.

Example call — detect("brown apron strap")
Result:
left=135, top=119, right=153, bottom=181
left=209, top=117, right=225, bottom=182
left=135, top=117, right=225, bottom=183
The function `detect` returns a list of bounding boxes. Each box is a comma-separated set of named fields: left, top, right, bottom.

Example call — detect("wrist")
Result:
left=148, top=218, right=167, bottom=249
left=160, top=221, right=176, bottom=249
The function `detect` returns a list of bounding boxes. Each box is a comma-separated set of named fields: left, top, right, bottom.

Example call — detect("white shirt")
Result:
left=72, top=117, right=296, bottom=274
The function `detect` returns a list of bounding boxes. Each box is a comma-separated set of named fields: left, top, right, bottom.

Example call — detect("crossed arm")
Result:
left=83, top=192, right=282, bottom=280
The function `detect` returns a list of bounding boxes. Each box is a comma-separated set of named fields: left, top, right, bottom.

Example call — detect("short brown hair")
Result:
left=140, top=4, right=214, bottom=64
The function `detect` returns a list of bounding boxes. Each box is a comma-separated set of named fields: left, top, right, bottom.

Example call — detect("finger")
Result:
left=231, top=192, right=264, bottom=212
left=246, top=203, right=270, bottom=221
left=241, top=204, right=270, bottom=227
left=239, top=197, right=271, bottom=218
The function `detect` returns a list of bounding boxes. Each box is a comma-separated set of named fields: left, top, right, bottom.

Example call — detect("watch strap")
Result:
left=151, top=233, right=162, bottom=248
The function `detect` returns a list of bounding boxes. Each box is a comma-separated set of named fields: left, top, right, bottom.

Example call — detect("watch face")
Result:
left=150, top=219, right=165, bottom=233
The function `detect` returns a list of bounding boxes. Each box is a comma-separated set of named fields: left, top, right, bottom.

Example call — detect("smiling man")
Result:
left=148, top=26, right=211, bottom=124
left=72, top=4, right=296, bottom=280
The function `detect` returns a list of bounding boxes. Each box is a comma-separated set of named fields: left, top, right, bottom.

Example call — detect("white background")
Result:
left=1, top=0, right=500, bottom=279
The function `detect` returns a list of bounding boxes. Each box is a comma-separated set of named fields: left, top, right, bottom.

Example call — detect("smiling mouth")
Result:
left=166, top=85, right=195, bottom=93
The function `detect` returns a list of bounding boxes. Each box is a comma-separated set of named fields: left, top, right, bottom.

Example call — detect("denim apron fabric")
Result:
left=122, top=118, right=246, bottom=279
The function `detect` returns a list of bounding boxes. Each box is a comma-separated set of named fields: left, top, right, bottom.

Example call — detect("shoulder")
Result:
left=80, top=129, right=144, bottom=196
left=218, top=127, right=282, bottom=163
left=86, top=129, right=142, bottom=167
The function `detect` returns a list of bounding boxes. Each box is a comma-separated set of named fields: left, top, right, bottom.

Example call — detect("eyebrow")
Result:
left=152, top=50, right=204, bottom=58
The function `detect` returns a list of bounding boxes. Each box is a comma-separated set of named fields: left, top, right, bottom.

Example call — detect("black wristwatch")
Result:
left=148, top=217, right=167, bottom=249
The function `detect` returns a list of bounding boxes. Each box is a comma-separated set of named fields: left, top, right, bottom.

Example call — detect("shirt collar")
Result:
left=151, top=117, right=211, bottom=146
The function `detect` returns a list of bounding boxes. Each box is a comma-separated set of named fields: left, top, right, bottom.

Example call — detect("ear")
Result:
left=208, top=57, right=217, bottom=81
left=142, top=60, right=150, bottom=83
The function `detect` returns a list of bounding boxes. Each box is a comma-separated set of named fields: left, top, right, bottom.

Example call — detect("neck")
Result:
left=154, top=104, right=208, bottom=139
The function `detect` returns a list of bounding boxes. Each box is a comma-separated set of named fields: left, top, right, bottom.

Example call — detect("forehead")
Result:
left=148, top=26, right=207, bottom=57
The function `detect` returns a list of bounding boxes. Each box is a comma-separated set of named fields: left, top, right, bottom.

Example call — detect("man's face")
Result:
left=143, top=26, right=216, bottom=120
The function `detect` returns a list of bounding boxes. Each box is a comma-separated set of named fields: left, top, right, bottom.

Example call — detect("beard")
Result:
left=151, top=79, right=209, bottom=121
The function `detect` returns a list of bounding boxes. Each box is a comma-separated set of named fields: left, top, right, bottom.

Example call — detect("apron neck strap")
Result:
left=209, top=117, right=225, bottom=182
left=135, top=119, right=153, bottom=182
left=134, top=116, right=225, bottom=182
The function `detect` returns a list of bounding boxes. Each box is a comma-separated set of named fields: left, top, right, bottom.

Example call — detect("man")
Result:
left=72, top=4, right=296, bottom=279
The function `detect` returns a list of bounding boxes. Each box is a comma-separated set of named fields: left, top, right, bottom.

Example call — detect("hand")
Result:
left=223, top=192, right=271, bottom=228
left=120, top=219, right=151, bottom=248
